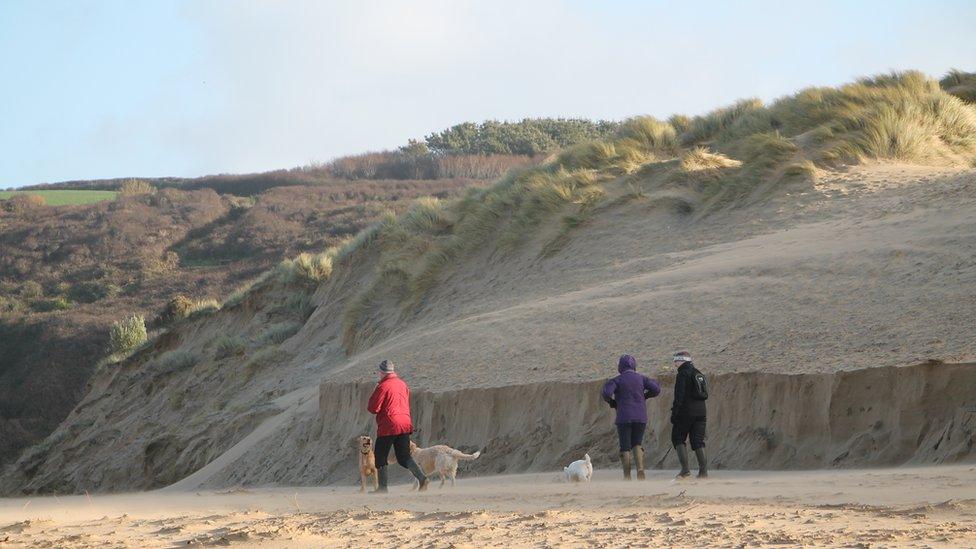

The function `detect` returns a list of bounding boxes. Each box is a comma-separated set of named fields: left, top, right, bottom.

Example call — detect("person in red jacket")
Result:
left=367, top=360, right=429, bottom=492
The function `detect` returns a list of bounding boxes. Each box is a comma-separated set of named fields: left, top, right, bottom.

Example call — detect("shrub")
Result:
left=8, top=194, right=46, bottom=210
left=260, top=321, right=302, bottom=345
left=108, top=315, right=148, bottom=355
left=940, top=70, right=976, bottom=104
left=153, top=350, right=197, bottom=373
left=119, top=179, right=155, bottom=196
left=20, top=280, right=44, bottom=299
left=0, top=295, right=24, bottom=313
left=213, top=335, right=246, bottom=359
left=30, top=296, right=71, bottom=312
left=68, top=281, right=119, bottom=304
left=160, top=295, right=194, bottom=323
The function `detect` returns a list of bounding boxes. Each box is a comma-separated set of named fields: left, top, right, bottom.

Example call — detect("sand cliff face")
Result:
left=180, top=361, right=973, bottom=490
left=2, top=164, right=975, bottom=495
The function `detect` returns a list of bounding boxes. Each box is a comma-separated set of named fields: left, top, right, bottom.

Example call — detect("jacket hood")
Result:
left=617, top=354, right=637, bottom=373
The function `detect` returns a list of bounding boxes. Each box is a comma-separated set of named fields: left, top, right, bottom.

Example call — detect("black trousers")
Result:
left=616, top=422, right=646, bottom=452
left=374, top=433, right=412, bottom=468
left=671, top=415, right=706, bottom=450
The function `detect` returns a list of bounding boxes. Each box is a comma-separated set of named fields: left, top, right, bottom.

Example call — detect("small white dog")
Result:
left=563, top=453, right=593, bottom=482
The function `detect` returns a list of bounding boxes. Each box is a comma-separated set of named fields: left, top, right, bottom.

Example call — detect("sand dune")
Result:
left=2, top=466, right=975, bottom=547
left=3, top=163, right=975, bottom=496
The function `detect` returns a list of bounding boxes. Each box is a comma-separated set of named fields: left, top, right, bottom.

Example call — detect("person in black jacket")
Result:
left=670, top=350, right=707, bottom=478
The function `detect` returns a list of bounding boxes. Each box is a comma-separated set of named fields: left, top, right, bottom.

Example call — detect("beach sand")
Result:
left=2, top=465, right=974, bottom=547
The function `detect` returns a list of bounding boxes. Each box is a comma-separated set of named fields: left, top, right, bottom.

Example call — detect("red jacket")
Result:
left=367, top=373, right=413, bottom=437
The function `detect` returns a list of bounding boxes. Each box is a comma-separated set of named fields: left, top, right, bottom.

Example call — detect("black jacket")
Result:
left=671, top=362, right=707, bottom=421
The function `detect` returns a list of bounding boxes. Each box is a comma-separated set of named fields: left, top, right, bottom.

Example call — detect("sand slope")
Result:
left=2, top=466, right=976, bottom=547
left=3, top=163, right=975, bottom=495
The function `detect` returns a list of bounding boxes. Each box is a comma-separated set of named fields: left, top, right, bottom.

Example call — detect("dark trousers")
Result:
left=616, top=422, right=646, bottom=452
left=374, top=433, right=412, bottom=468
left=671, top=415, right=706, bottom=450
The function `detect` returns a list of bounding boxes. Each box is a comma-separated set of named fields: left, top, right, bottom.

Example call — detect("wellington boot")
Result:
left=371, top=466, right=389, bottom=494
left=632, top=445, right=645, bottom=480
left=619, top=451, right=632, bottom=480
left=675, top=444, right=691, bottom=479
left=694, top=447, right=708, bottom=478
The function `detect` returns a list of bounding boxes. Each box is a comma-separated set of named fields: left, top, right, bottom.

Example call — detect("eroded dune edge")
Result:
left=190, top=360, right=974, bottom=490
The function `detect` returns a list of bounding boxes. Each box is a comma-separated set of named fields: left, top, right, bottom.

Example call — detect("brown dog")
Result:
left=357, top=435, right=396, bottom=492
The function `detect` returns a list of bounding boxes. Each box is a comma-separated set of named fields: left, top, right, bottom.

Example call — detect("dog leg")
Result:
left=360, top=473, right=366, bottom=493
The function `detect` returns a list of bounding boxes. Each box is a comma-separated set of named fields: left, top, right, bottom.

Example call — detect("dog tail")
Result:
left=451, top=450, right=481, bottom=461
left=584, top=453, right=591, bottom=463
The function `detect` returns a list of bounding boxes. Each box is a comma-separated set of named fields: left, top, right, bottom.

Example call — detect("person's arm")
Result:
left=643, top=376, right=661, bottom=399
left=601, top=378, right=618, bottom=408
left=367, top=383, right=385, bottom=415
left=670, top=372, right=686, bottom=423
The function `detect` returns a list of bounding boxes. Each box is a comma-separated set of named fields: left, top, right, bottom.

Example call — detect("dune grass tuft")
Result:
left=680, top=147, right=742, bottom=173
left=213, top=335, right=246, bottom=359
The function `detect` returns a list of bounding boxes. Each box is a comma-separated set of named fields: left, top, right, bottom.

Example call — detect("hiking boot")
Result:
left=694, top=447, right=708, bottom=478
left=632, top=445, right=645, bottom=480
left=619, top=451, right=632, bottom=480
left=675, top=444, right=691, bottom=479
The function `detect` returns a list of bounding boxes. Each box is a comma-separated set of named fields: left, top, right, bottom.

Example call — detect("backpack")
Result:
left=688, top=367, right=708, bottom=400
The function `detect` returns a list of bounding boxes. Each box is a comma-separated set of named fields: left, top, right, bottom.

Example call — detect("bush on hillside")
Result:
left=119, top=179, right=155, bottom=196
left=30, top=297, right=72, bottom=312
left=68, top=281, right=120, bottom=304
left=153, top=350, right=197, bottom=373
left=108, top=315, right=147, bottom=355
left=213, top=335, right=246, bottom=359
left=1, top=194, right=46, bottom=212
left=260, top=321, right=302, bottom=345
left=940, top=70, right=976, bottom=104
left=19, top=280, right=44, bottom=299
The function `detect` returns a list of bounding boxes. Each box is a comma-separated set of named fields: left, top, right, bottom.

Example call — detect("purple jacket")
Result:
left=601, top=355, right=661, bottom=424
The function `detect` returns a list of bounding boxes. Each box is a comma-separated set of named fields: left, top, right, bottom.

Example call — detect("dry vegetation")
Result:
left=0, top=179, right=483, bottom=466
left=226, top=71, right=976, bottom=355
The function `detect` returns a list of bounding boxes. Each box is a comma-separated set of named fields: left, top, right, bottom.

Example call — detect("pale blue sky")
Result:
left=1, top=0, right=974, bottom=188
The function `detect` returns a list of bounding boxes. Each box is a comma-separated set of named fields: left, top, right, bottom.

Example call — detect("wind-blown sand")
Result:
left=2, top=466, right=975, bottom=547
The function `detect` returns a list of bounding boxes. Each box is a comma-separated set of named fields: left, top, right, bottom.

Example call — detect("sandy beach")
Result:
left=2, top=465, right=974, bottom=547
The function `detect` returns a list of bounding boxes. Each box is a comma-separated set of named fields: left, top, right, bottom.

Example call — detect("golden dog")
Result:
left=357, top=435, right=395, bottom=492
left=408, top=441, right=481, bottom=488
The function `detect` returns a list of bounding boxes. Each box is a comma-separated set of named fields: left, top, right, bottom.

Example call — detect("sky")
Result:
left=1, top=0, right=974, bottom=188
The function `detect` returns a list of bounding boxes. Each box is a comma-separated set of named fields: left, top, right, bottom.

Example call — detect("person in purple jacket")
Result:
left=601, top=354, right=661, bottom=480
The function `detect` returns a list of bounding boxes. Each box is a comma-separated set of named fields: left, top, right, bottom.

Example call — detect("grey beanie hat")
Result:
left=378, top=360, right=395, bottom=373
